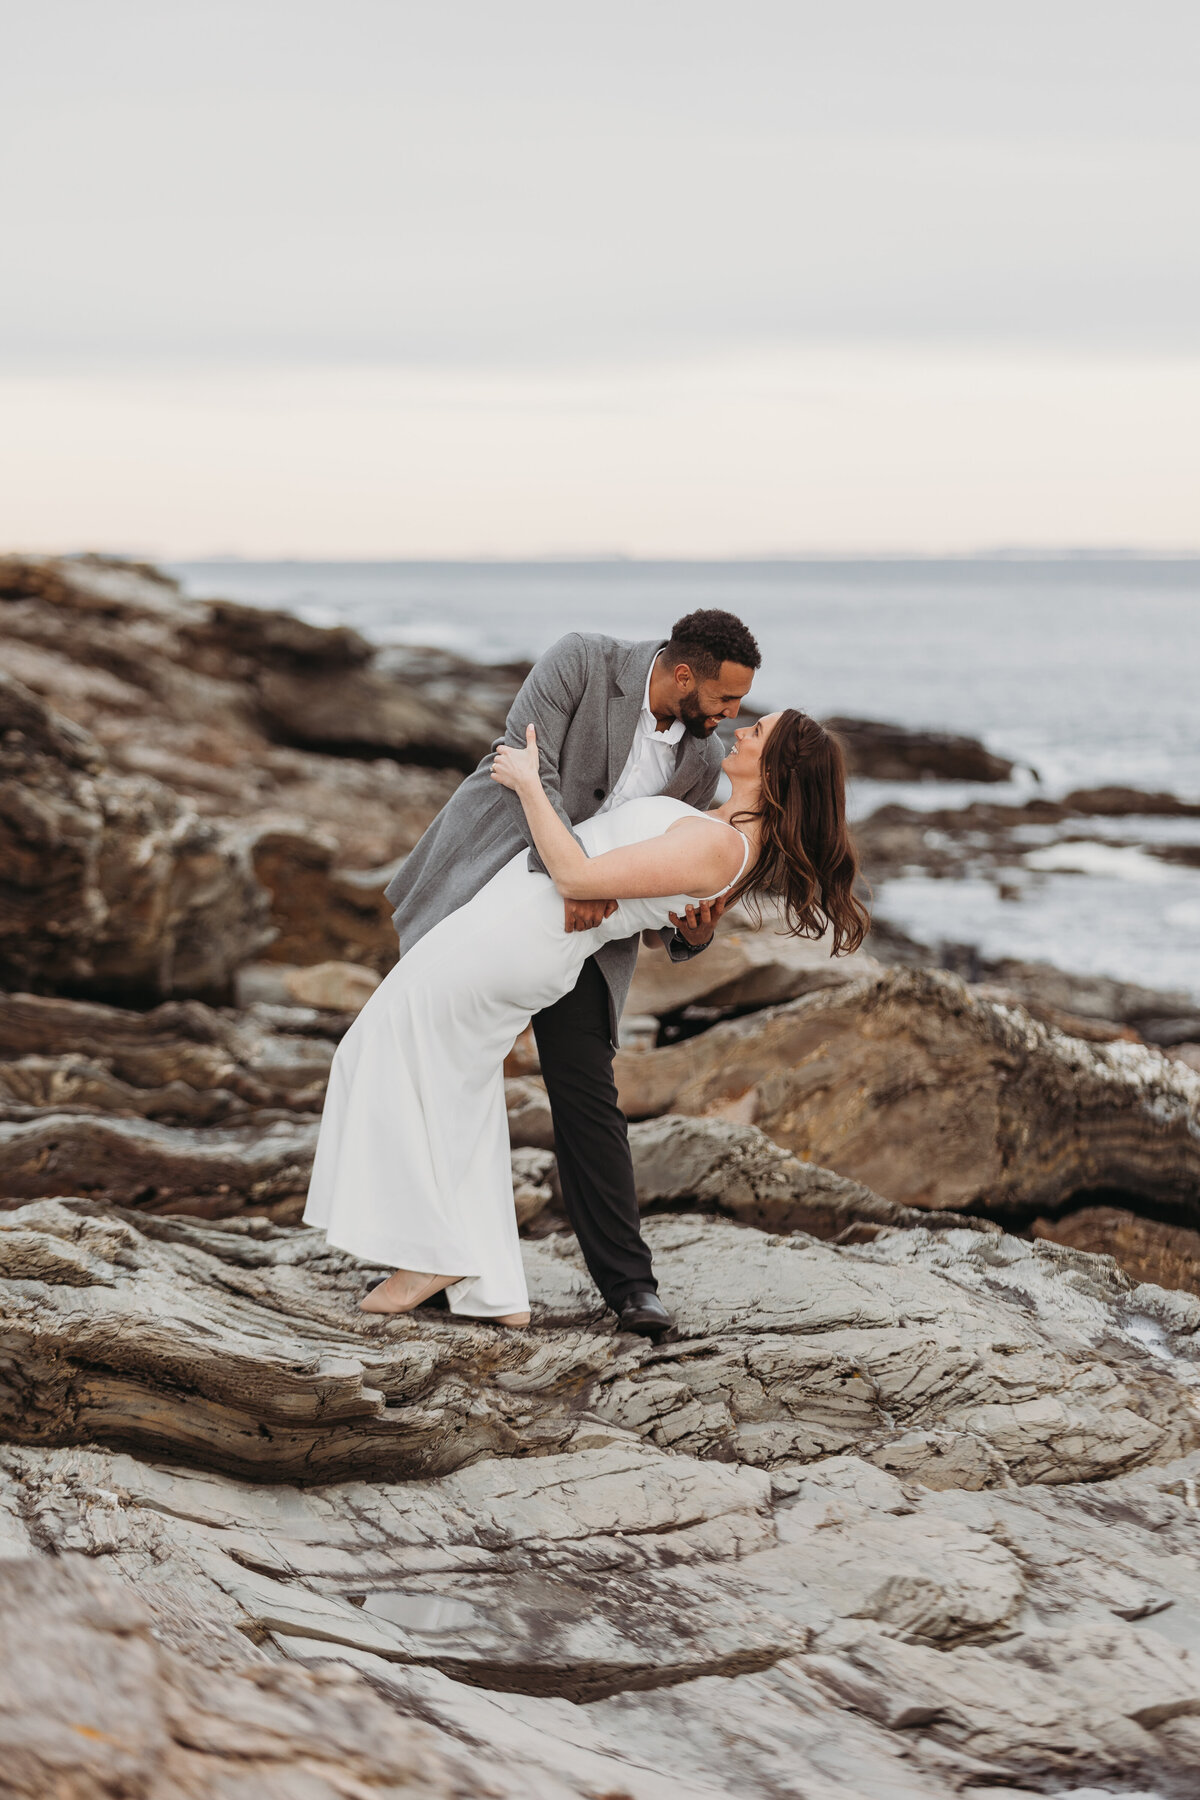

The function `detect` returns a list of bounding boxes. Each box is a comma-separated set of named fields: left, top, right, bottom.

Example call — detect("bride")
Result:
left=303, top=707, right=868, bottom=1326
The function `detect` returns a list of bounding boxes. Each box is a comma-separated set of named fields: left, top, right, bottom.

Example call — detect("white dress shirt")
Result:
left=596, top=654, right=684, bottom=815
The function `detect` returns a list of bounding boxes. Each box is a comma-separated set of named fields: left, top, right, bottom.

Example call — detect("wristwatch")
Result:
left=670, top=929, right=712, bottom=954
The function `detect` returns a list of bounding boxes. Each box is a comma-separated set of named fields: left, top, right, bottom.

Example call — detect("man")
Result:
left=384, top=608, right=760, bottom=1338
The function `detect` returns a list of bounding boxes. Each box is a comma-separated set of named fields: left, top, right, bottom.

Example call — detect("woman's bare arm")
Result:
left=491, top=725, right=742, bottom=902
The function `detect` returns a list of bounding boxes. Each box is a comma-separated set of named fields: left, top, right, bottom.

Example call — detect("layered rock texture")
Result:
left=0, top=671, right=273, bottom=999
left=5, top=554, right=1200, bottom=1795
left=615, top=966, right=1200, bottom=1220
left=6, top=1197, right=1200, bottom=1796
left=0, top=554, right=495, bottom=991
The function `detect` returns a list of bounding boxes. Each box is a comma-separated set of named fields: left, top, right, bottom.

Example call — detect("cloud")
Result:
left=2, top=0, right=1197, bottom=370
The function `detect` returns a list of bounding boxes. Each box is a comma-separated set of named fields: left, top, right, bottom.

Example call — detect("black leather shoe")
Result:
left=615, top=1290, right=674, bottom=1340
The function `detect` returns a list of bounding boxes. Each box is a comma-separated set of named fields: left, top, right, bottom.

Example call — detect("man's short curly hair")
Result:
left=664, top=609, right=761, bottom=679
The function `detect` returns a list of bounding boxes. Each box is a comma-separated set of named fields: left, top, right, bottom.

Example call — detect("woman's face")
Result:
left=722, top=711, right=782, bottom=778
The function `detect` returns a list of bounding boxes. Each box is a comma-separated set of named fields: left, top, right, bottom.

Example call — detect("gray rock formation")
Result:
left=615, top=966, right=1200, bottom=1220
left=627, top=1112, right=986, bottom=1239
left=824, top=715, right=1016, bottom=782
left=0, top=1555, right=472, bottom=1798
left=0, top=672, right=272, bottom=999
left=0, top=554, right=486, bottom=977
left=627, top=900, right=882, bottom=1018
left=4, top=1198, right=1200, bottom=1796
left=2, top=1198, right=1195, bottom=1488
left=8, top=552, right=1200, bottom=1795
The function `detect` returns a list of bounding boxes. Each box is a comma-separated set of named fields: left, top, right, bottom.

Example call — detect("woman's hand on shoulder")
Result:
left=490, top=724, right=541, bottom=794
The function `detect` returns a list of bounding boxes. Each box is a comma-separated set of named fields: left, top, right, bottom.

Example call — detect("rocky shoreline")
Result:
left=3, top=553, right=1200, bottom=1796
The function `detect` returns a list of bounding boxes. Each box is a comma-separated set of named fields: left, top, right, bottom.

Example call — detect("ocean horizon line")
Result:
left=158, top=547, right=1200, bottom=569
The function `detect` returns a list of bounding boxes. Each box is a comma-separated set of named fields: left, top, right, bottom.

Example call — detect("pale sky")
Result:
left=1, top=0, right=1197, bottom=556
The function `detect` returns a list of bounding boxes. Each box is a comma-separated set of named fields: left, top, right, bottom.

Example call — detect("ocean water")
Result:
left=169, top=559, right=1200, bottom=1003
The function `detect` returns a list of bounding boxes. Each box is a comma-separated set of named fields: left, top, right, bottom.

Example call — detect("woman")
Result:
left=303, top=709, right=867, bottom=1325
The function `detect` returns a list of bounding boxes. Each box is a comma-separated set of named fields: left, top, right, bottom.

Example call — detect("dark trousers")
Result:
left=531, top=956, right=656, bottom=1310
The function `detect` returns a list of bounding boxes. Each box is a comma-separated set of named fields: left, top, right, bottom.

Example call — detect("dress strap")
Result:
left=693, top=817, right=751, bottom=904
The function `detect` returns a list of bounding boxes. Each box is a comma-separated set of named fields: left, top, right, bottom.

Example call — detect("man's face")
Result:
left=673, top=659, right=757, bottom=738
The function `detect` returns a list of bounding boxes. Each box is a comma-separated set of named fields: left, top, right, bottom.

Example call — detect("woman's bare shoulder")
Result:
left=665, top=814, right=744, bottom=869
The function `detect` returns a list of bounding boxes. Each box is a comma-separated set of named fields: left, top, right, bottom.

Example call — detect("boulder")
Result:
left=255, top=643, right=531, bottom=772
left=179, top=592, right=375, bottom=670
left=628, top=905, right=882, bottom=1017
left=285, top=960, right=382, bottom=1012
left=249, top=826, right=401, bottom=974
left=0, top=1112, right=320, bottom=1212
left=980, top=956, right=1196, bottom=1030
left=1143, top=1016, right=1200, bottom=1047
left=0, top=556, right=502, bottom=943
left=0, top=990, right=543, bottom=1220
left=254, top=664, right=485, bottom=770
left=505, top=1076, right=555, bottom=1150
left=235, top=959, right=382, bottom=1013
left=503, top=1023, right=541, bottom=1076
left=0, top=673, right=272, bottom=1000
left=824, top=716, right=1015, bottom=783
left=627, top=1113, right=988, bottom=1240
left=614, top=967, right=1200, bottom=1220
left=1063, top=784, right=1200, bottom=818
left=0, top=990, right=334, bottom=1212
left=1033, top=1204, right=1200, bottom=1300
left=510, top=1145, right=559, bottom=1226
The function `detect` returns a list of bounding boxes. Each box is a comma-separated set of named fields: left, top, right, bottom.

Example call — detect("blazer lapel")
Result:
left=663, top=734, right=705, bottom=799
left=606, top=640, right=663, bottom=793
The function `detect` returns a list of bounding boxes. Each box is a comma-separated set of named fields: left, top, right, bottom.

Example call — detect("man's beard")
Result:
left=678, top=690, right=718, bottom=738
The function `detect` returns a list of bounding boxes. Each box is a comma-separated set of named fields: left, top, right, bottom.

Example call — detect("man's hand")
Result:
left=668, top=896, right=727, bottom=947
left=564, top=897, right=618, bottom=932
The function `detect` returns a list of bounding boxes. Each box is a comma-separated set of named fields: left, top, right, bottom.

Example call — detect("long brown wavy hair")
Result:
left=732, top=709, right=869, bottom=954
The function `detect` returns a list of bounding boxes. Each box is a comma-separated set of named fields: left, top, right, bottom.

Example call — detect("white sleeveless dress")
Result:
left=303, top=796, right=749, bottom=1318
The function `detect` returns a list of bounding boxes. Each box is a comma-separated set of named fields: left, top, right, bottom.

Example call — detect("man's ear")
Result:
left=672, top=661, right=695, bottom=691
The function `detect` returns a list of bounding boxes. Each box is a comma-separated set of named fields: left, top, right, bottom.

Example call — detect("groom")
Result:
left=385, top=608, right=760, bottom=1338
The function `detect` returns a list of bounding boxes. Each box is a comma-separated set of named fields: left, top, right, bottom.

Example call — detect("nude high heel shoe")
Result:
left=359, top=1271, right=460, bottom=1314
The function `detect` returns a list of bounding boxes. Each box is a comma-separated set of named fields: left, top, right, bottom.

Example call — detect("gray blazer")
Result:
left=384, top=632, right=725, bottom=1042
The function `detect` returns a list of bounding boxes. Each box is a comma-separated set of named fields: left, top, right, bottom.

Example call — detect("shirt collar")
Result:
left=642, top=652, right=686, bottom=744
